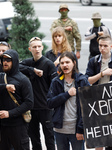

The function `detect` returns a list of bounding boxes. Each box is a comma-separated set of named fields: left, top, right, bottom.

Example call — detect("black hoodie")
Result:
left=0, top=49, right=34, bottom=126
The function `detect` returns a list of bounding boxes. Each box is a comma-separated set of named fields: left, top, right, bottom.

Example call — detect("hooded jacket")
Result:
left=0, top=49, right=34, bottom=126
left=47, top=72, right=90, bottom=134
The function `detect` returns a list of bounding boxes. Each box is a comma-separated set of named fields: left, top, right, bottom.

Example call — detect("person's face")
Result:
left=60, top=56, right=75, bottom=75
left=54, top=34, right=63, bottom=45
left=93, top=19, right=101, bottom=27
left=99, top=39, right=112, bottom=56
left=29, top=40, right=43, bottom=61
left=0, top=45, right=9, bottom=56
left=3, top=56, right=12, bottom=73
left=59, top=8, right=68, bottom=19
left=60, top=8, right=68, bottom=12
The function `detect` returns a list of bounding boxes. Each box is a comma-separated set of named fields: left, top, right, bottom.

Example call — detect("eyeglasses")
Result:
left=29, top=37, right=41, bottom=44
left=3, top=58, right=12, bottom=62
left=0, top=41, right=10, bottom=47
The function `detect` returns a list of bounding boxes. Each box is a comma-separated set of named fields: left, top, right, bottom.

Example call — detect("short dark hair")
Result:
left=59, top=51, right=78, bottom=78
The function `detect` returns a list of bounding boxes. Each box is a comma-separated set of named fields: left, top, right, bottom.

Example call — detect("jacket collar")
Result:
left=98, top=52, right=112, bottom=63
left=59, top=72, right=84, bottom=82
left=59, top=74, right=64, bottom=80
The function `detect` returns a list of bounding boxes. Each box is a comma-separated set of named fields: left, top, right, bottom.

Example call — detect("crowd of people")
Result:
left=0, top=3, right=112, bottom=150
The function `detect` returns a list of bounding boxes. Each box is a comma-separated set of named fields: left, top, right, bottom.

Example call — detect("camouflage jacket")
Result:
left=51, top=17, right=81, bottom=52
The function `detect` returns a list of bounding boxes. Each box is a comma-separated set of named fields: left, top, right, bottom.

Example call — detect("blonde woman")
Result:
left=45, top=26, right=78, bottom=70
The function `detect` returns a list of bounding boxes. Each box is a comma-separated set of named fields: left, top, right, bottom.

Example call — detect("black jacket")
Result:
left=0, top=50, right=34, bottom=126
left=19, top=56, right=57, bottom=110
left=85, top=53, right=112, bottom=85
left=45, top=50, right=78, bottom=70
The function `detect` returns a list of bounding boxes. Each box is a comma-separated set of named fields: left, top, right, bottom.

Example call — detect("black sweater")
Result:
left=19, top=56, right=57, bottom=110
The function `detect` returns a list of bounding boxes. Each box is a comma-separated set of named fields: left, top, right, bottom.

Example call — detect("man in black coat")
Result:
left=19, top=37, right=57, bottom=150
left=0, top=41, right=13, bottom=149
left=0, top=49, right=34, bottom=150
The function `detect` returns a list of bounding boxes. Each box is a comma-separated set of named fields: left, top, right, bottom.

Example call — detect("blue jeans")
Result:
left=55, top=132, right=84, bottom=150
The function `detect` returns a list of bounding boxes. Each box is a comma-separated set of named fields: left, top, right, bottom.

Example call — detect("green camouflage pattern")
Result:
left=51, top=18, right=81, bottom=52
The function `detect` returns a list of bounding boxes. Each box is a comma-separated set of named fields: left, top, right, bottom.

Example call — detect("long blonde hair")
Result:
left=52, top=27, right=72, bottom=55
